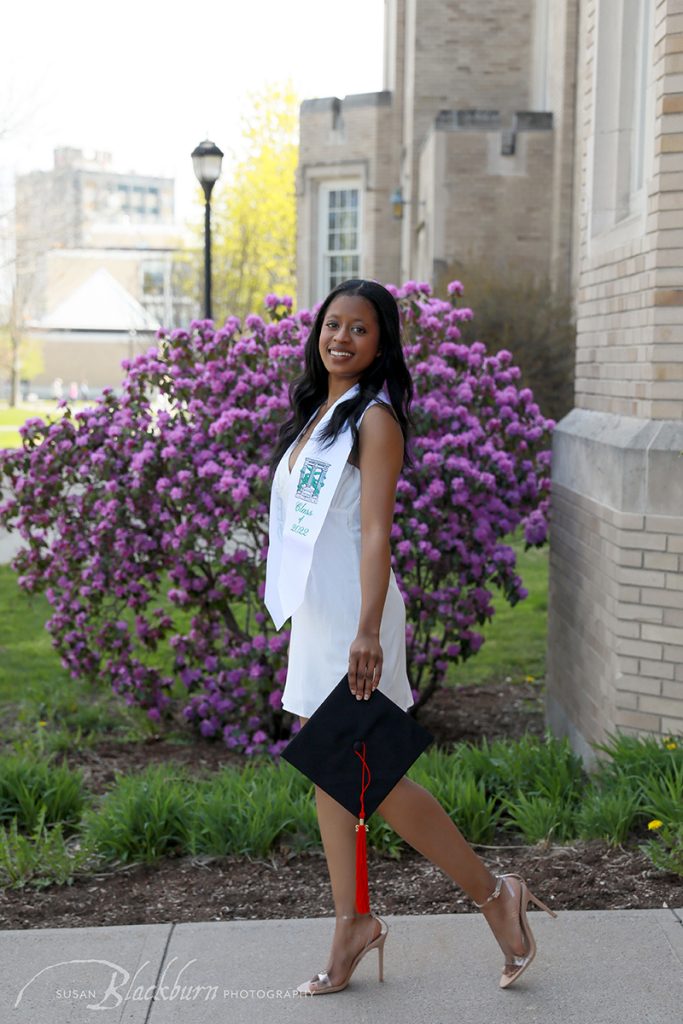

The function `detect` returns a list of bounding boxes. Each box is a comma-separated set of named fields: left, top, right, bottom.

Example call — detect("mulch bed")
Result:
left=1, top=680, right=680, bottom=930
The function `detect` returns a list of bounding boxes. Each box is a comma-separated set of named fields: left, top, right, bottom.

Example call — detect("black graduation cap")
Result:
left=281, top=675, right=433, bottom=912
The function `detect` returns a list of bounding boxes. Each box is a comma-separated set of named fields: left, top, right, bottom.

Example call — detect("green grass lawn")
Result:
left=0, top=431, right=21, bottom=449
left=0, top=566, right=73, bottom=704
left=0, top=564, right=160, bottom=747
left=0, top=402, right=93, bottom=450
left=446, top=542, right=548, bottom=686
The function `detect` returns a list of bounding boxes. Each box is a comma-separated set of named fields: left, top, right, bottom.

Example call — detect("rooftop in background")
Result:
left=53, top=147, right=116, bottom=171
left=30, top=267, right=160, bottom=333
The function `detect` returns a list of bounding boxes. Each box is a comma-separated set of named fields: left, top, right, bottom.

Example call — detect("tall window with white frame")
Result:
left=591, top=0, right=653, bottom=237
left=318, top=182, right=361, bottom=295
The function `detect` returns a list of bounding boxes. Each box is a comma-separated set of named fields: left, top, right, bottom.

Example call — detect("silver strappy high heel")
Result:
left=296, top=913, right=388, bottom=995
left=474, top=873, right=558, bottom=988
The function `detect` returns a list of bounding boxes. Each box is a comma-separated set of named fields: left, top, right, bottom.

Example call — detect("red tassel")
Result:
left=355, top=820, right=369, bottom=914
left=354, top=741, right=371, bottom=914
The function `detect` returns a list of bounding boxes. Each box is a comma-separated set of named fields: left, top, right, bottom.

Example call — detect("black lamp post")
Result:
left=191, top=139, right=224, bottom=320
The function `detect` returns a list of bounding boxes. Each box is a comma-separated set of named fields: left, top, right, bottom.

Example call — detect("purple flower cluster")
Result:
left=391, top=286, right=553, bottom=703
left=0, top=283, right=552, bottom=752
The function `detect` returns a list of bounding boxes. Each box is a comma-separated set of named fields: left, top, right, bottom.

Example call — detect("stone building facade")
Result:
left=299, top=0, right=683, bottom=756
left=546, top=0, right=683, bottom=758
left=296, top=0, right=575, bottom=308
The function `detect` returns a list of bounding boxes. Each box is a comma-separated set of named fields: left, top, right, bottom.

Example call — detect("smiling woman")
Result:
left=266, top=278, right=558, bottom=997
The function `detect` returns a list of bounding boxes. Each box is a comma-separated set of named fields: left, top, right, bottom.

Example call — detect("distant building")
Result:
left=16, top=146, right=174, bottom=256
left=296, top=0, right=575, bottom=307
left=14, top=147, right=196, bottom=390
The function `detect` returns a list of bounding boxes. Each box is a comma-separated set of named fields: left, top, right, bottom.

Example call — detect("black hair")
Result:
left=270, top=279, right=414, bottom=474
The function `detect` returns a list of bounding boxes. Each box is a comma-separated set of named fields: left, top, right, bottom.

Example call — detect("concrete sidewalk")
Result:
left=1, top=907, right=681, bottom=1024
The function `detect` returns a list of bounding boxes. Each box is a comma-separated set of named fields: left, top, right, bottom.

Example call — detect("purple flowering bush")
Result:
left=389, top=281, right=552, bottom=704
left=0, top=282, right=552, bottom=753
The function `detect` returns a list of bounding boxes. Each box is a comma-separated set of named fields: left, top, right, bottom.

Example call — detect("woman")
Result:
left=266, top=279, right=556, bottom=995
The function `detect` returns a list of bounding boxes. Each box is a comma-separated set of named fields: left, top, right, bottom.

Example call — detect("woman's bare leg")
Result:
left=298, top=717, right=381, bottom=990
left=376, top=776, right=529, bottom=963
left=299, top=718, right=527, bottom=984
left=311, top=786, right=383, bottom=985
left=376, top=777, right=495, bottom=902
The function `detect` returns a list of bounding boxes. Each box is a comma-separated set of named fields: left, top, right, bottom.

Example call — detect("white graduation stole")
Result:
left=265, top=384, right=383, bottom=630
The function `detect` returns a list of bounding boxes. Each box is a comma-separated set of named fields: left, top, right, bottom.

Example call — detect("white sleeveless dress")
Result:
left=273, top=448, right=414, bottom=719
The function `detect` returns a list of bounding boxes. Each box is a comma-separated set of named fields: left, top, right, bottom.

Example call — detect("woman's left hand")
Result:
left=348, top=632, right=383, bottom=700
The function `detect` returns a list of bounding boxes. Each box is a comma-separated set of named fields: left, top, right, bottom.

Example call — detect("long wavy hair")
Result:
left=270, top=279, right=414, bottom=474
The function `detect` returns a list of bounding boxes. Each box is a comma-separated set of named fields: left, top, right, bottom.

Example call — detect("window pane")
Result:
left=322, top=186, right=361, bottom=294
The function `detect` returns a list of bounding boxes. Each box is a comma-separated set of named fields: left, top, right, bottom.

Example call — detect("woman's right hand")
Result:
left=348, top=631, right=383, bottom=701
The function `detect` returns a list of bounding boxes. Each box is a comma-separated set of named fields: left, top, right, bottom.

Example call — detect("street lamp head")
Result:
left=191, top=139, right=224, bottom=199
left=192, top=139, right=223, bottom=321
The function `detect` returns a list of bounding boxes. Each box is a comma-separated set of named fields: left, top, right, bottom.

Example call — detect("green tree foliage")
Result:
left=210, top=83, right=298, bottom=322
left=0, top=319, right=44, bottom=399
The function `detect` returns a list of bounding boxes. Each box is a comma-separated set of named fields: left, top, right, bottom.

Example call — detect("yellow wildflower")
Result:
left=525, top=675, right=535, bottom=683
left=647, top=820, right=663, bottom=831
left=37, top=720, right=47, bottom=728
left=664, top=741, right=677, bottom=750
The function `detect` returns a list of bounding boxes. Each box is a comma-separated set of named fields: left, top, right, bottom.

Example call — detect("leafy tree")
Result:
left=209, top=83, right=298, bottom=322
left=0, top=318, right=44, bottom=396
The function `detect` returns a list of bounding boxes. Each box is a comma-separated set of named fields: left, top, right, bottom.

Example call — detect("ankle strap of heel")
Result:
left=473, top=875, right=504, bottom=909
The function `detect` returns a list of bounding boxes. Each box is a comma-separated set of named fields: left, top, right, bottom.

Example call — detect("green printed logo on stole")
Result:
left=296, top=457, right=330, bottom=503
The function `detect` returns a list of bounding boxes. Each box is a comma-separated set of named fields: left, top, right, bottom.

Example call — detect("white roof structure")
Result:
left=35, top=268, right=159, bottom=332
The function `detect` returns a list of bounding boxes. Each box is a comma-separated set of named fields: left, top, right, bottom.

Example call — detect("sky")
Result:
left=1, top=0, right=385, bottom=224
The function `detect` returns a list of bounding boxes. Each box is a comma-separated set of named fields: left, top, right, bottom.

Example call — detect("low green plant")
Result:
left=281, top=787, right=322, bottom=854
left=410, top=746, right=473, bottom=806
left=640, top=760, right=683, bottom=825
left=2, top=730, right=680, bottom=883
left=640, top=819, right=683, bottom=877
left=591, top=732, right=682, bottom=784
left=502, top=791, right=576, bottom=844
left=82, top=763, right=194, bottom=864
left=489, top=733, right=585, bottom=804
left=0, top=808, right=97, bottom=888
left=0, top=753, right=86, bottom=833
left=189, top=761, right=303, bottom=858
left=451, top=741, right=502, bottom=786
left=450, top=776, right=503, bottom=844
left=575, top=788, right=642, bottom=846
left=366, top=817, right=405, bottom=859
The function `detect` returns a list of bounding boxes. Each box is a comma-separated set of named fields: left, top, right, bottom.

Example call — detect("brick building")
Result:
left=296, top=0, right=577, bottom=307
left=547, top=0, right=683, bottom=759
left=299, top=0, right=683, bottom=756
